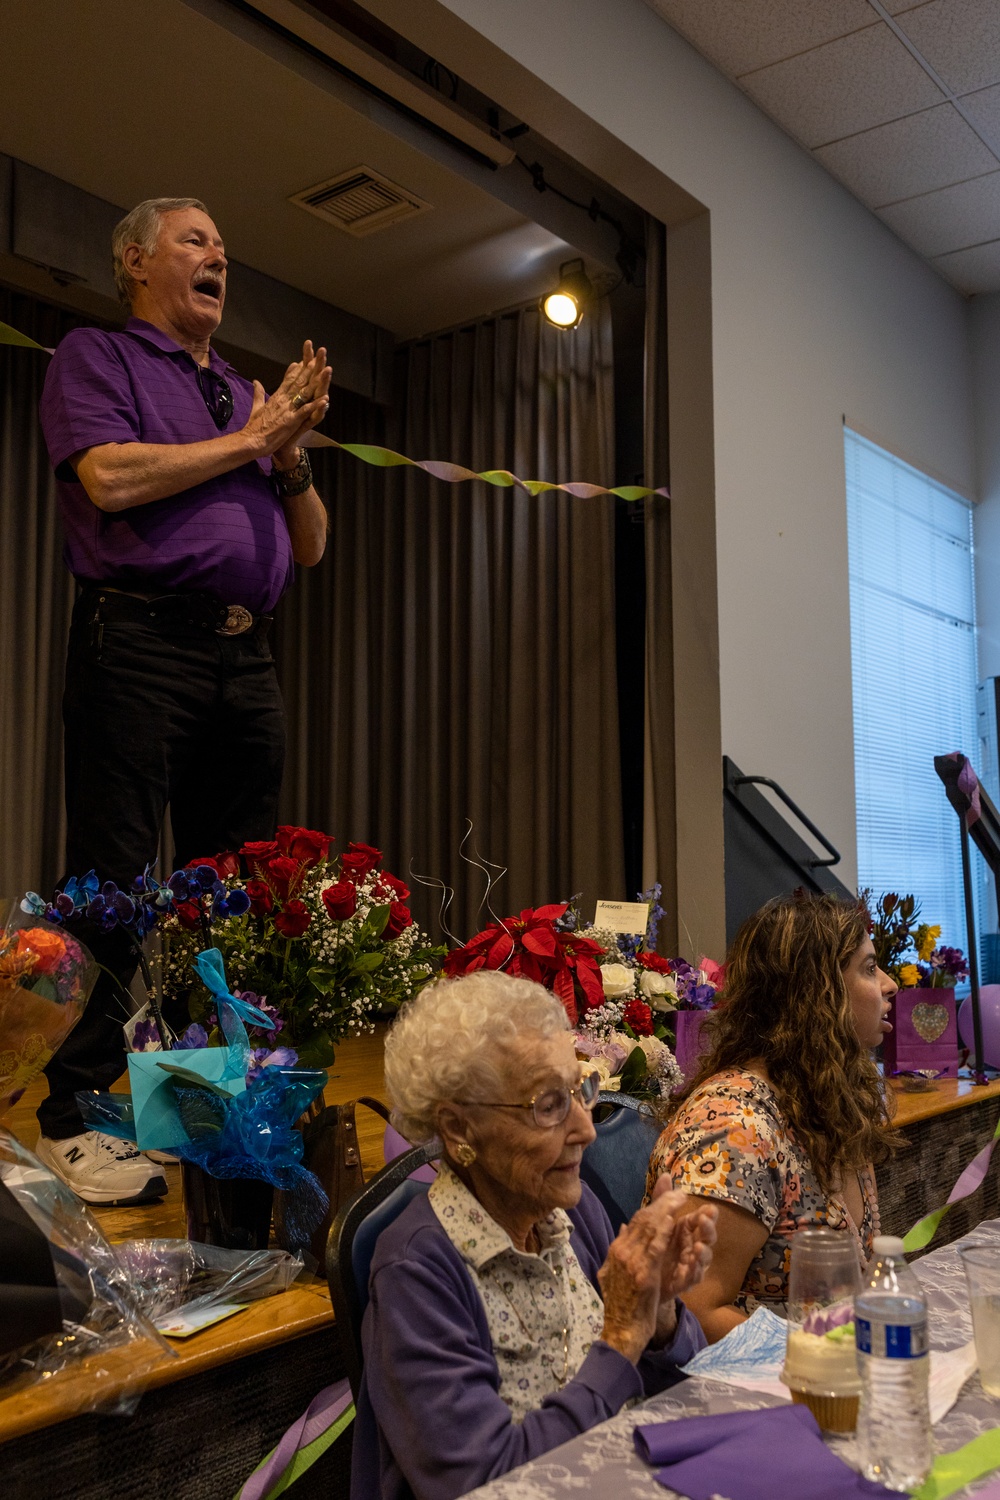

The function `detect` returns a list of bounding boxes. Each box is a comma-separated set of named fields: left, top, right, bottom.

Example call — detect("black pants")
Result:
left=39, top=591, right=286, bottom=1139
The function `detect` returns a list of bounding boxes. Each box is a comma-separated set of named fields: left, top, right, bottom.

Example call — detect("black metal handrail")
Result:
left=733, top=775, right=841, bottom=868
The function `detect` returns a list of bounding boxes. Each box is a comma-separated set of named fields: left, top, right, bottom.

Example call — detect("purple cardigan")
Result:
left=350, top=1184, right=705, bottom=1500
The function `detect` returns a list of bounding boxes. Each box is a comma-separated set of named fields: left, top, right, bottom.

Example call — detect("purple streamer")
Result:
left=238, top=1377, right=353, bottom=1500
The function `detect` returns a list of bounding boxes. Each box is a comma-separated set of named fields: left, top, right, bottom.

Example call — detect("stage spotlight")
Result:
left=541, top=259, right=593, bottom=329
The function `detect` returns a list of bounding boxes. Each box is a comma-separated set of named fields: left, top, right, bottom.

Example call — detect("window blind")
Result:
left=846, top=428, right=978, bottom=953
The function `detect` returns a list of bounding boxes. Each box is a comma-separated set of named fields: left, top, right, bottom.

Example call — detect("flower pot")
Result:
left=182, top=1162, right=274, bottom=1250
left=881, top=987, right=958, bottom=1078
left=672, top=1009, right=714, bottom=1091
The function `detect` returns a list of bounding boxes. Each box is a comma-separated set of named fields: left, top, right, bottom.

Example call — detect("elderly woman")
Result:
left=352, top=971, right=717, bottom=1500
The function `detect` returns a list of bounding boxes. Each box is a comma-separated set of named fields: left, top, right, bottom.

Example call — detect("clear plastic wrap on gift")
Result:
left=0, top=1129, right=170, bottom=1412
left=0, top=903, right=96, bottom=1115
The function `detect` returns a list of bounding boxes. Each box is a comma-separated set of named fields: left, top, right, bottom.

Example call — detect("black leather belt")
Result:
left=80, top=587, right=271, bottom=637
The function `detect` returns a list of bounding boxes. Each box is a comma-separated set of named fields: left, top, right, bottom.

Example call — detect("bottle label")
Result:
left=855, top=1317, right=928, bottom=1358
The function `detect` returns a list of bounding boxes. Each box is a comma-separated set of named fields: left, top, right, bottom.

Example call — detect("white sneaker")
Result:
left=36, top=1131, right=168, bottom=1206
left=144, top=1149, right=178, bottom=1165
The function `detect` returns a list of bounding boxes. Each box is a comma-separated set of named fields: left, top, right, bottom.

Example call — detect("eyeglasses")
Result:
left=196, top=365, right=235, bottom=430
left=454, top=1070, right=602, bottom=1129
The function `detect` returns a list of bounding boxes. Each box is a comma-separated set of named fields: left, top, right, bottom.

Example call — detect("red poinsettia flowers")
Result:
left=443, top=904, right=606, bottom=1024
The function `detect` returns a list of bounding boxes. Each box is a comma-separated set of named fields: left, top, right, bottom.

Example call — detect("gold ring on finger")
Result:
left=290, top=392, right=307, bottom=410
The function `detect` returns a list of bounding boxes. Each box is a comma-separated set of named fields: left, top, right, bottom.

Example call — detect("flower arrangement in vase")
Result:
left=22, top=828, right=445, bottom=1247
left=862, top=894, right=966, bottom=1079
left=160, top=829, right=445, bottom=1068
left=445, top=884, right=723, bottom=1101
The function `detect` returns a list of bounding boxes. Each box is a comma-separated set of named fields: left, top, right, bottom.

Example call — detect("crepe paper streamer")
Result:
left=302, top=430, right=670, bottom=502
left=903, top=1112, right=1000, bottom=1252
left=912, top=1425, right=1000, bottom=1500
left=0, top=316, right=668, bottom=501
left=235, top=1377, right=354, bottom=1500
left=0, top=319, right=50, bottom=351
left=955, top=1474, right=1000, bottom=1500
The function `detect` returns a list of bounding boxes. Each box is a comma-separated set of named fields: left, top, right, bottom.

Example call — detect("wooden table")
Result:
left=0, top=1030, right=387, bottom=1500
left=889, top=1072, right=1000, bottom=1129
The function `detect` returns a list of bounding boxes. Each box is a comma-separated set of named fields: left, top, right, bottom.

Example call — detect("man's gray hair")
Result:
left=111, top=197, right=209, bottom=305
left=384, top=970, right=570, bottom=1144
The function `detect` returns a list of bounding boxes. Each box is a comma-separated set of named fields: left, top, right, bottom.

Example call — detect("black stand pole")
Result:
left=960, top=818, right=987, bottom=1084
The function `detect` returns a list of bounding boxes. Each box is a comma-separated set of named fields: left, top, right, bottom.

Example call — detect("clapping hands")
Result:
left=597, top=1185, right=717, bottom=1362
left=243, top=339, right=332, bottom=462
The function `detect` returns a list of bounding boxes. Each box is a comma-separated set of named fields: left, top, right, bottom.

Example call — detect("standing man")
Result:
left=35, top=197, right=331, bottom=1204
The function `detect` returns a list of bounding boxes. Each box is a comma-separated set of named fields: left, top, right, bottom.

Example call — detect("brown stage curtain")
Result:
left=0, top=289, right=625, bottom=940
left=0, top=290, right=81, bottom=901
left=277, top=301, right=625, bottom=937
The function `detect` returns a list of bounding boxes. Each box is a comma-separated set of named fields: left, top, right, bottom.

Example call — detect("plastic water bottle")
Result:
left=854, top=1235, right=933, bottom=1492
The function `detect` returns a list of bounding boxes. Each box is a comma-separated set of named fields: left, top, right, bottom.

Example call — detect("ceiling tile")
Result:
left=961, top=83, right=1000, bottom=153
left=893, top=0, right=1000, bottom=96
left=877, top=169, right=1000, bottom=255
left=643, top=0, right=874, bottom=77
left=813, top=103, right=997, bottom=207
left=740, top=23, right=945, bottom=148
left=931, top=237, right=1000, bottom=294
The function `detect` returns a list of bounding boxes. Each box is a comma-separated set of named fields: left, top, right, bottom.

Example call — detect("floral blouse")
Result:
left=428, top=1164, right=605, bottom=1422
left=643, top=1069, right=879, bottom=1311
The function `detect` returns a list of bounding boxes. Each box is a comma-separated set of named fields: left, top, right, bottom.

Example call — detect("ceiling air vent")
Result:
left=289, top=167, right=431, bottom=238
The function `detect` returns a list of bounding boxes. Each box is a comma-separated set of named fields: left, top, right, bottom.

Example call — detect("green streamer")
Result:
left=0, top=319, right=670, bottom=502
left=911, top=1425, right=1000, bottom=1499
left=903, top=1113, right=1000, bottom=1253
left=234, top=1404, right=355, bottom=1500
left=0, top=319, right=47, bottom=350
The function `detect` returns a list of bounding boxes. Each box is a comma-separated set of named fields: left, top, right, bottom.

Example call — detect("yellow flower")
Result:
left=898, top=964, right=921, bottom=988
left=915, top=925, right=941, bottom=963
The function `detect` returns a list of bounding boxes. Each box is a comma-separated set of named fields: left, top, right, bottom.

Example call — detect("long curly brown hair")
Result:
left=683, top=893, right=898, bottom=1192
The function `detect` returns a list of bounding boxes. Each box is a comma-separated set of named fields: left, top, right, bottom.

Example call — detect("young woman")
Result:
left=644, top=892, right=898, bottom=1342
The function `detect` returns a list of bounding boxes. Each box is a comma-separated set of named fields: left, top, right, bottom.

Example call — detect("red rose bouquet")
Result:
left=162, top=827, right=445, bottom=1067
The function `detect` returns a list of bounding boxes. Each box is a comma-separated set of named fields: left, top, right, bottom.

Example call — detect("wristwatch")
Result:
left=273, top=449, right=313, bottom=497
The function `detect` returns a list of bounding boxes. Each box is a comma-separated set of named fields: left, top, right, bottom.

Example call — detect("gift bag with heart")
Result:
left=881, top=988, right=959, bottom=1078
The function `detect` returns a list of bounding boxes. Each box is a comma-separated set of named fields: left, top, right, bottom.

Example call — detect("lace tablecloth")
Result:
left=464, top=1220, right=1000, bottom=1499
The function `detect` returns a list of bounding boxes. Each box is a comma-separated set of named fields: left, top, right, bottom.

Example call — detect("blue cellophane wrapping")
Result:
left=78, top=1067, right=329, bottom=1251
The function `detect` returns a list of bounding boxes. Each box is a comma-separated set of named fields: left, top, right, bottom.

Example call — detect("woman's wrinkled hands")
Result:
left=242, top=340, right=332, bottom=461
left=648, top=1183, right=718, bottom=1344
left=597, top=1193, right=681, bottom=1364
left=597, top=1187, right=718, bottom=1362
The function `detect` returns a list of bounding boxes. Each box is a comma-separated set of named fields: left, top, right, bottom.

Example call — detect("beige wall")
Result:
left=376, top=0, right=976, bottom=902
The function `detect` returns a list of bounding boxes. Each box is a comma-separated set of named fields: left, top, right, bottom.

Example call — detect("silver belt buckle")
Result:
left=217, top=604, right=254, bottom=636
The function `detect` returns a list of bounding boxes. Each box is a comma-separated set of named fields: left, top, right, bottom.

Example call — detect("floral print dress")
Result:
left=643, top=1069, right=879, bottom=1312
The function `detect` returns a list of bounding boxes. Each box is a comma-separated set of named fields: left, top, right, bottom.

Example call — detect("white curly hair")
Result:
left=385, top=970, right=570, bottom=1144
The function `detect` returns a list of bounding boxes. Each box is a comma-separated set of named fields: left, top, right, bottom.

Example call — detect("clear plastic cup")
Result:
left=781, top=1226, right=863, bottom=1432
left=960, top=1244, right=1000, bottom=1397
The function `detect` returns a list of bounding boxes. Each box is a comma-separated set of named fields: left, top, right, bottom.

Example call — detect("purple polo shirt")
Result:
left=38, top=317, right=294, bottom=613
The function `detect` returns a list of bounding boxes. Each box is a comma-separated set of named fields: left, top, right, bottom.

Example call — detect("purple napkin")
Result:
left=634, top=1405, right=810, bottom=1466
left=633, top=1405, right=897, bottom=1500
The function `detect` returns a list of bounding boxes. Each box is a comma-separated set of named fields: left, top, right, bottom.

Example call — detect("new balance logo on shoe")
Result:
left=35, top=1131, right=167, bottom=1206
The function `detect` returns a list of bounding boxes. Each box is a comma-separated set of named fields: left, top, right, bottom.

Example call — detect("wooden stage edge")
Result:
left=0, top=1027, right=388, bottom=1447
left=0, top=1038, right=997, bottom=1446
